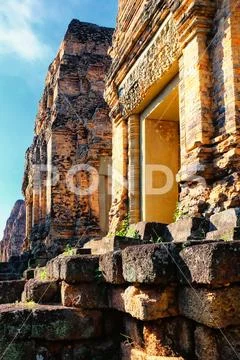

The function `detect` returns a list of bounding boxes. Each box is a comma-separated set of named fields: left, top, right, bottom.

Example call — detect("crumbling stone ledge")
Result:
left=0, top=241, right=240, bottom=359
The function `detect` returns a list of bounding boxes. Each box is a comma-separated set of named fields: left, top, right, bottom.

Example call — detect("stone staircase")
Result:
left=0, top=217, right=240, bottom=359
left=0, top=250, right=121, bottom=359
left=0, top=253, right=29, bottom=281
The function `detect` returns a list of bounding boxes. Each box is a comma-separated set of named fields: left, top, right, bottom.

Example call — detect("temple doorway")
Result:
left=140, top=76, right=180, bottom=224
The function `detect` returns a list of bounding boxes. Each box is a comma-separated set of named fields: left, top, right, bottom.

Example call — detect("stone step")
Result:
left=122, top=316, right=194, bottom=358
left=29, top=257, right=49, bottom=268
left=179, top=285, right=240, bottom=328
left=74, top=247, right=92, bottom=255
left=34, top=266, right=50, bottom=281
left=23, top=268, right=35, bottom=280
left=99, top=250, right=125, bottom=284
left=0, top=261, right=28, bottom=279
left=22, top=279, right=61, bottom=304
left=0, top=337, right=119, bottom=360
left=0, top=280, right=25, bottom=304
left=84, top=235, right=143, bottom=255
left=121, top=342, right=185, bottom=360
left=0, top=304, right=103, bottom=342
left=206, top=226, right=240, bottom=241
left=165, top=217, right=210, bottom=242
left=128, top=221, right=167, bottom=241
left=121, top=243, right=178, bottom=284
left=0, top=273, right=21, bottom=281
left=209, top=208, right=240, bottom=231
left=63, top=247, right=92, bottom=255
left=61, top=281, right=108, bottom=309
left=205, top=209, right=240, bottom=241
left=47, top=254, right=100, bottom=283
left=0, top=262, right=14, bottom=273
left=178, top=241, right=240, bottom=286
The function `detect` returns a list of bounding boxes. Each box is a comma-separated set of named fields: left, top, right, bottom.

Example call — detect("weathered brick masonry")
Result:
left=105, top=0, right=240, bottom=234
left=22, top=20, right=113, bottom=257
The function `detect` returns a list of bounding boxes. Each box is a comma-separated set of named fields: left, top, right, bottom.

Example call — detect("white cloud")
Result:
left=0, top=0, right=52, bottom=61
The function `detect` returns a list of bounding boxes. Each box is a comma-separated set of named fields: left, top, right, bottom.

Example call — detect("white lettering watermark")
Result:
left=66, top=164, right=99, bottom=196
left=145, top=165, right=174, bottom=195
left=30, top=162, right=206, bottom=196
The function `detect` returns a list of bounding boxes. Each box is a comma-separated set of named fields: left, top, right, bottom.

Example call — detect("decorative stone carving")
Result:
left=118, top=15, right=180, bottom=116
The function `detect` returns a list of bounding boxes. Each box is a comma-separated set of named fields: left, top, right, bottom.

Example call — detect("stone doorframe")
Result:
left=127, top=75, right=181, bottom=225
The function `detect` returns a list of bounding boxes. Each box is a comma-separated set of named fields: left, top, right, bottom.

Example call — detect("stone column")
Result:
left=50, top=130, right=76, bottom=239
left=32, top=189, right=40, bottom=227
left=99, top=157, right=112, bottom=234
left=25, top=200, right=33, bottom=239
left=173, top=0, right=216, bottom=180
left=104, top=76, right=129, bottom=234
left=205, top=0, right=240, bottom=212
left=108, top=107, right=128, bottom=233
left=128, top=114, right=140, bottom=224
left=39, top=143, right=47, bottom=223
left=223, top=0, right=240, bottom=133
left=46, top=136, right=52, bottom=217
left=32, top=145, right=41, bottom=228
left=40, top=172, right=47, bottom=222
left=179, top=32, right=214, bottom=152
left=172, top=0, right=216, bottom=216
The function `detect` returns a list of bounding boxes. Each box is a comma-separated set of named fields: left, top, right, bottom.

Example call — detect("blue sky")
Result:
left=0, top=0, right=118, bottom=238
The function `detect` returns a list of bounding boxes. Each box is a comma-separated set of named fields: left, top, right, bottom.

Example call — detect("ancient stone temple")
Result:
left=23, top=20, right=113, bottom=256
left=0, top=200, right=26, bottom=262
left=1, top=2, right=240, bottom=359
left=105, top=0, right=240, bottom=238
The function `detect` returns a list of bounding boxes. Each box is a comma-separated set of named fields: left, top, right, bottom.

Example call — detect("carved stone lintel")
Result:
left=118, top=15, right=180, bottom=117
